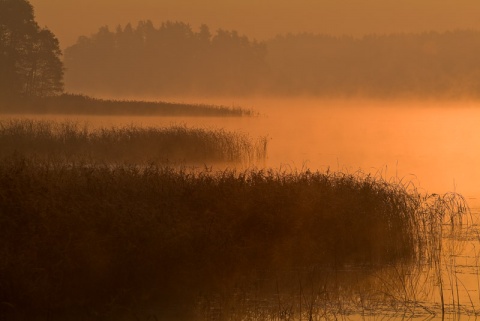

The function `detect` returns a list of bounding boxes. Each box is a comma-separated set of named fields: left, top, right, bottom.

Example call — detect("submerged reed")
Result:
left=0, top=157, right=467, bottom=320
left=0, top=119, right=267, bottom=164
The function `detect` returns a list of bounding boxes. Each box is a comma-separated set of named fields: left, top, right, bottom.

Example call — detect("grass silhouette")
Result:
left=0, top=93, right=254, bottom=117
left=0, top=157, right=467, bottom=320
left=0, top=119, right=267, bottom=164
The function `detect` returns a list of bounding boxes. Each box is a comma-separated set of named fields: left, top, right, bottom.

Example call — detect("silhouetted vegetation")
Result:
left=2, top=3, right=255, bottom=116
left=0, top=157, right=467, bottom=320
left=0, top=119, right=267, bottom=164
left=0, top=0, right=63, bottom=101
left=65, top=21, right=268, bottom=96
left=267, top=31, right=480, bottom=97
left=65, top=23, right=480, bottom=98
left=0, top=93, right=254, bottom=116
left=2, top=3, right=477, bottom=320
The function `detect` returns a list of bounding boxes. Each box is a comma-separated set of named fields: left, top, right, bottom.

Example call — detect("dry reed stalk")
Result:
left=0, top=119, right=267, bottom=165
left=0, top=158, right=469, bottom=320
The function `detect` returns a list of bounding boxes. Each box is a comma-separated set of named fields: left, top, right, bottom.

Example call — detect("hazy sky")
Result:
left=30, top=0, right=480, bottom=49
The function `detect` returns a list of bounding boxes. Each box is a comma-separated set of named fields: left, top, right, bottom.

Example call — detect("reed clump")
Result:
left=0, top=157, right=466, bottom=320
left=0, top=119, right=267, bottom=164
left=0, top=93, right=254, bottom=117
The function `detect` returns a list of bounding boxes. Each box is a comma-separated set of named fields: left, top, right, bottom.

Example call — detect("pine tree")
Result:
left=0, top=0, right=63, bottom=101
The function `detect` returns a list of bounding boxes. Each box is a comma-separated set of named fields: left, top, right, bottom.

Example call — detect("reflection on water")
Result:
left=3, top=98, right=480, bottom=319
left=192, top=212, right=480, bottom=320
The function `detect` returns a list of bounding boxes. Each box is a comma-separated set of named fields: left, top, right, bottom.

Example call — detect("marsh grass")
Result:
left=0, top=157, right=467, bottom=320
left=0, top=119, right=267, bottom=164
left=0, top=94, right=254, bottom=117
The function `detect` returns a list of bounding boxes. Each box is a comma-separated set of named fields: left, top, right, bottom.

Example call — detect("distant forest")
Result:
left=65, top=21, right=480, bottom=98
left=65, top=22, right=268, bottom=96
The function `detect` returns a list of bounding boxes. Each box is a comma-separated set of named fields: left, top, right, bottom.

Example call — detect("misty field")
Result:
left=0, top=119, right=267, bottom=164
left=0, top=156, right=467, bottom=320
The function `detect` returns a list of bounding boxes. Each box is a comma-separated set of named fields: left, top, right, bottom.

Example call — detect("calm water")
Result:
left=3, top=98, right=480, bottom=319
left=10, top=98, right=479, bottom=205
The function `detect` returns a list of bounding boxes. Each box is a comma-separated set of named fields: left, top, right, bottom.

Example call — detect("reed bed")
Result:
left=0, top=157, right=467, bottom=320
left=0, top=119, right=267, bottom=164
left=0, top=94, right=254, bottom=117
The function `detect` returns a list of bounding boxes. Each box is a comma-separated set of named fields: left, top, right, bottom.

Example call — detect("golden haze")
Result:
left=30, top=0, right=480, bottom=49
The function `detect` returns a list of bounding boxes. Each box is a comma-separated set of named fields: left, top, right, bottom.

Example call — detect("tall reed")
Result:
left=0, top=119, right=267, bottom=164
left=0, top=158, right=466, bottom=320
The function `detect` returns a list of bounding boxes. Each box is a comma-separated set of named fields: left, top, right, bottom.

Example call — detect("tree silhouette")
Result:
left=0, top=0, right=63, bottom=101
left=64, top=21, right=269, bottom=96
left=63, top=19, right=480, bottom=98
left=266, top=31, right=480, bottom=97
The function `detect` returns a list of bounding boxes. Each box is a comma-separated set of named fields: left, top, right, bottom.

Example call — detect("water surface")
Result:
left=8, top=98, right=478, bottom=205
left=4, top=98, right=480, bottom=319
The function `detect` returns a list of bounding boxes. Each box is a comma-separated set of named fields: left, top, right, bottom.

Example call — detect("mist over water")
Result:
left=4, top=1, right=480, bottom=318
left=3, top=97, right=479, bottom=319
left=17, top=98, right=480, bottom=207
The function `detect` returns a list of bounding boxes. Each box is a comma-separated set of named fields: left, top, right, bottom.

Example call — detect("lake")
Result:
left=3, top=97, right=480, bottom=319
left=10, top=98, right=479, bottom=205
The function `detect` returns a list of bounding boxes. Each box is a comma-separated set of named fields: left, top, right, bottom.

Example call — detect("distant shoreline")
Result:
left=0, top=93, right=255, bottom=117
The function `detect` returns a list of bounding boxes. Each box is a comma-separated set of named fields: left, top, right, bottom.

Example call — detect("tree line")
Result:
left=3, top=0, right=480, bottom=100
left=0, top=0, right=63, bottom=102
left=64, top=21, right=268, bottom=96
left=65, top=22, right=480, bottom=98
left=267, top=31, right=480, bottom=97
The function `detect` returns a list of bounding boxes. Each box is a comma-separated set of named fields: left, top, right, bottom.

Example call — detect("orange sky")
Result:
left=30, top=0, right=480, bottom=49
